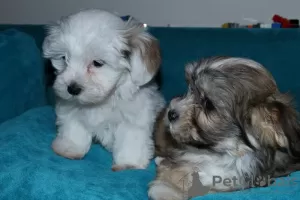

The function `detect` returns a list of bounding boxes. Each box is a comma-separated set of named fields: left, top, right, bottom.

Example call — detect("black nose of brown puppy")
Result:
left=168, top=109, right=179, bottom=122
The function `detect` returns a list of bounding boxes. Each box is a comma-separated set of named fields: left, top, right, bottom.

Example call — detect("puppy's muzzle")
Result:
left=67, top=82, right=82, bottom=96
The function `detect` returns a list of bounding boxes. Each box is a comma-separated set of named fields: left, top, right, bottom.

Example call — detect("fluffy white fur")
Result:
left=43, top=9, right=165, bottom=170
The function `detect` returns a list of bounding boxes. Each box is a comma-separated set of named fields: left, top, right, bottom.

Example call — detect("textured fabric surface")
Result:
left=0, top=29, right=47, bottom=124
left=1, top=106, right=300, bottom=200
left=149, top=28, right=300, bottom=108
left=0, top=106, right=157, bottom=200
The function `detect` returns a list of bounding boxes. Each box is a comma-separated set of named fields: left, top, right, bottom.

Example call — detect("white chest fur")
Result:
left=53, top=85, right=165, bottom=167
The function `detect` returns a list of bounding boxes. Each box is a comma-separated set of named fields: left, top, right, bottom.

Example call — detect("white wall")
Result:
left=1, top=0, right=300, bottom=27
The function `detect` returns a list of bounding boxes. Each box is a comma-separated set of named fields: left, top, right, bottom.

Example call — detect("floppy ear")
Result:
left=248, top=95, right=300, bottom=158
left=124, top=24, right=161, bottom=86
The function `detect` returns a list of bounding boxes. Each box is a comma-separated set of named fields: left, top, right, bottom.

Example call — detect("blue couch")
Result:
left=1, top=25, right=300, bottom=200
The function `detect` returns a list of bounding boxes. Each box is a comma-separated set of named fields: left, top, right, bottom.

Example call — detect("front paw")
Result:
left=52, top=136, right=88, bottom=159
left=112, top=148, right=151, bottom=171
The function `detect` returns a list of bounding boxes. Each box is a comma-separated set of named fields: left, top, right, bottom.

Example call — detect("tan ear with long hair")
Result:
left=249, top=95, right=300, bottom=158
left=124, top=24, right=161, bottom=86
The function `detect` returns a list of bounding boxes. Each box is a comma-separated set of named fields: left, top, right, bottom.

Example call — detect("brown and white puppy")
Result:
left=149, top=56, right=300, bottom=200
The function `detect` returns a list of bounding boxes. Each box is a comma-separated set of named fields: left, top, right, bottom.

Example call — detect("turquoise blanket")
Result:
left=0, top=106, right=156, bottom=200
left=1, top=106, right=300, bottom=200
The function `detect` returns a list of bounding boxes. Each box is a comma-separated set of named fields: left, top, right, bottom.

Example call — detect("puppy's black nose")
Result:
left=67, top=83, right=82, bottom=96
left=168, top=109, right=179, bottom=122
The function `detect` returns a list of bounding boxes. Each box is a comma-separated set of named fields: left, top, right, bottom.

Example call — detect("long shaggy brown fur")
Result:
left=149, top=56, right=300, bottom=200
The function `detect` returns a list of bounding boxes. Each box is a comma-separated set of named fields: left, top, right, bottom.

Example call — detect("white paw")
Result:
left=112, top=154, right=149, bottom=171
left=113, top=148, right=151, bottom=170
left=51, top=136, right=89, bottom=159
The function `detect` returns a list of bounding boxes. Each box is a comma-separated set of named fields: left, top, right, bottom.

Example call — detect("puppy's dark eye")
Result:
left=61, top=56, right=66, bottom=61
left=93, top=60, right=104, bottom=68
left=121, top=50, right=131, bottom=59
left=204, top=97, right=214, bottom=111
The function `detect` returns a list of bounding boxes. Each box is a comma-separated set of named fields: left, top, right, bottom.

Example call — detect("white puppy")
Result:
left=43, top=9, right=165, bottom=171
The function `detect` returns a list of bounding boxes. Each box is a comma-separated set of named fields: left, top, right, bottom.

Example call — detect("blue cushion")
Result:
left=0, top=29, right=47, bottom=124
left=0, top=106, right=156, bottom=200
left=149, top=28, right=300, bottom=110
